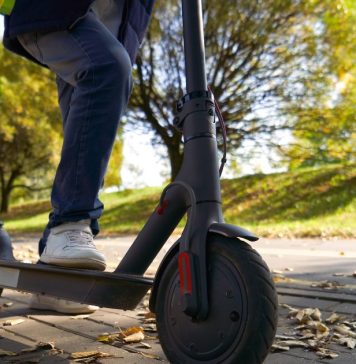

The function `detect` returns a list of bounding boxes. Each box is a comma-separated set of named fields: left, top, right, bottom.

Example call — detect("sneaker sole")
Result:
left=30, top=300, right=98, bottom=314
left=39, top=257, right=106, bottom=271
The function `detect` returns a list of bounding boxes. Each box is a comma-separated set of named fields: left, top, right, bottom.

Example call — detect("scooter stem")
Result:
left=182, top=0, right=207, bottom=92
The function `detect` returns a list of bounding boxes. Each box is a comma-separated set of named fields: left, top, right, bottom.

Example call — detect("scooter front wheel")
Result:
left=155, top=234, right=278, bottom=364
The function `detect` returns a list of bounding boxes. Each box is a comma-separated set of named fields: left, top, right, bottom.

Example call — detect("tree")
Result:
left=0, top=46, right=61, bottom=212
left=283, top=0, right=356, bottom=169
left=127, top=0, right=355, bottom=179
left=103, top=131, right=124, bottom=188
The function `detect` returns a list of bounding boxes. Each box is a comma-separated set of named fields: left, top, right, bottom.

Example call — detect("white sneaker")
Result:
left=30, top=294, right=99, bottom=314
left=40, top=219, right=106, bottom=271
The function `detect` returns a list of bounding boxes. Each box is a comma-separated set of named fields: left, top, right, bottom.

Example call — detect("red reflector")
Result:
left=157, top=199, right=169, bottom=215
left=178, top=252, right=192, bottom=295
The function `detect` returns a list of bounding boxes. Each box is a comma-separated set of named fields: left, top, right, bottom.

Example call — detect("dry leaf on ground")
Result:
left=140, top=352, right=163, bottom=360
left=97, top=326, right=144, bottom=343
left=311, top=280, right=345, bottom=289
left=337, top=337, right=356, bottom=349
left=271, top=344, right=290, bottom=352
left=315, top=348, right=339, bottom=359
left=123, top=331, right=145, bottom=343
left=143, top=323, right=157, bottom=332
left=70, top=351, right=111, bottom=360
left=3, top=318, right=25, bottom=326
left=135, top=342, right=152, bottom=349
left=326, top=313, right=341, bottom=324
left=334, top=325, right=356, bottom=339
left=275, top=340, right=308, bottom=348
left=0, top=349, right=17, bottom=357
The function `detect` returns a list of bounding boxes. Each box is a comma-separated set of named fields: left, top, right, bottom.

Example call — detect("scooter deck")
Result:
left=0, top=260, right=153, bottom=310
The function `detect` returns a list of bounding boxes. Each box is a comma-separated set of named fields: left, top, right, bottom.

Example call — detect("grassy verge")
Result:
left=1, top=164, right=355, bottom=238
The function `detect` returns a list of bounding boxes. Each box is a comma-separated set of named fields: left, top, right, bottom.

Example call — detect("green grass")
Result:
left=1, top=164, right=355, bottom=238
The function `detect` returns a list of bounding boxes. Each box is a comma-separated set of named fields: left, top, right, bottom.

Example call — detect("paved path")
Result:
left=1, top=236, right=355, bottom=363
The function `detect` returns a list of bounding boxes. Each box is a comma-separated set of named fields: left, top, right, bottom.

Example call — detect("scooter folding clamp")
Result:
left=173, top=89, right=215, bottom=132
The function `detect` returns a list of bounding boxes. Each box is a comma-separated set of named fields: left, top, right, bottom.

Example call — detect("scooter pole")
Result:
left=182, top=0, right=207, bottom=92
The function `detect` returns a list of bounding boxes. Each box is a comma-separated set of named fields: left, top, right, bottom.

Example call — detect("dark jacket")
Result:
left=2, top=0, right=155, bottom=65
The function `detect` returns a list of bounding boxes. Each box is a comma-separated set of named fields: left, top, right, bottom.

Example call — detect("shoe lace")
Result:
left=65, top=230, right=95, bottom=248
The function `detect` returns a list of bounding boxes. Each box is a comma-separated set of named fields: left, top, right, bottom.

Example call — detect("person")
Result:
left=2, top=0, right=156, bottom=313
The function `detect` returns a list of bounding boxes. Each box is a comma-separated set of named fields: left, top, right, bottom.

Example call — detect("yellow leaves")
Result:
left=123, top=331, right=145, bottom=343
left=70, top=351, right=111, bottom=361
left=0, top=349, right=17, bottom=357
left=97, top=326, right=145, bottom=344
left=3, top=318, right=25, bottom=326
left=275, top=304, right=356, bottom=359
left=326, top=313, right=341, bottom=324
left=311, top=280, right=345, bottom=289
left=334, top=324, right=356, bottom=339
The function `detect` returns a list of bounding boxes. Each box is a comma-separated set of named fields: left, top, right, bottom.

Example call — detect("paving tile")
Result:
left=278, top=295, right=340, bottom=310
left=332, top=302, right=356, bottom=315
left=2, top=285, right=356, bottom=363
left=265, top=352, right=321, bottom=363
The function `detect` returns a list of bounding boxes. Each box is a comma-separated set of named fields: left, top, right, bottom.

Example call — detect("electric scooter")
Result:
left=0, top=0, right=278, bottom=362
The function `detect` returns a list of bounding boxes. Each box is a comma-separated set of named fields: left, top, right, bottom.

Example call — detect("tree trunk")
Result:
left=0, top=171, right=19, bottom=213
left=167, top=138, right=184, bottom=180
left=0, top=190, right=10, bottom=213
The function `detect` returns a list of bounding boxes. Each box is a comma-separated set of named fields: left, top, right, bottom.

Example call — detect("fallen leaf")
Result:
left=135, top=342, right=152, bottom=349
left=334, top=325, right=356, bottom=339
left=122, top=326, right=144, bottom=336
left=0, top=349, right=17, bottom=357
left=279, top=303, right=296, bottom=310
left=326, top=313, right=341, bottom=324
left=143, top=323, right=157, bottom=332
left=275, top=335, right=297, bottom=340
left=337, top=337, right=356, bottom=349
left=143, top=299, right=149, bottom=308
left=311, top=280, right=344, bottom=289
left=123, top=331, right=145, bottom=343
left=315, top=348, right=339, bottom=359
left=3, top=319, right=25, bottom=326
left=70, top=351, right=111, bottom=360
left=144, top=312, right=156, bottom=319
left=97, top=326, right=144, bottom=343
left=292, top=308, right=322, bottom=323
left=271, top=344, right=290, bottom=352
left=275, top=340, right=308, bottom=348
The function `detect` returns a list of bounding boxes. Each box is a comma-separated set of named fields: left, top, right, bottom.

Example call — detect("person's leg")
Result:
left=18, top=10, right=132, bottom=268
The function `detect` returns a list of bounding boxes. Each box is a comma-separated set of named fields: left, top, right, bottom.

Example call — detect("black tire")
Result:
left=155, top=234, right=278, bottom=364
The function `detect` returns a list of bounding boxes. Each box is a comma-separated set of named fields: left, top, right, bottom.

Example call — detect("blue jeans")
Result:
left=17, top=10, right=132, bottom=254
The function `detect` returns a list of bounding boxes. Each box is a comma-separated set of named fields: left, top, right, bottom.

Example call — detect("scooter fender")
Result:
left=208, top=222, right=258, bottom=242
left=149, top=223, right=257, bottom=312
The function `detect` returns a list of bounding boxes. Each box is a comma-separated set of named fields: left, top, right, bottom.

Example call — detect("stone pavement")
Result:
left=0, top=236, right=355, bottom=363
